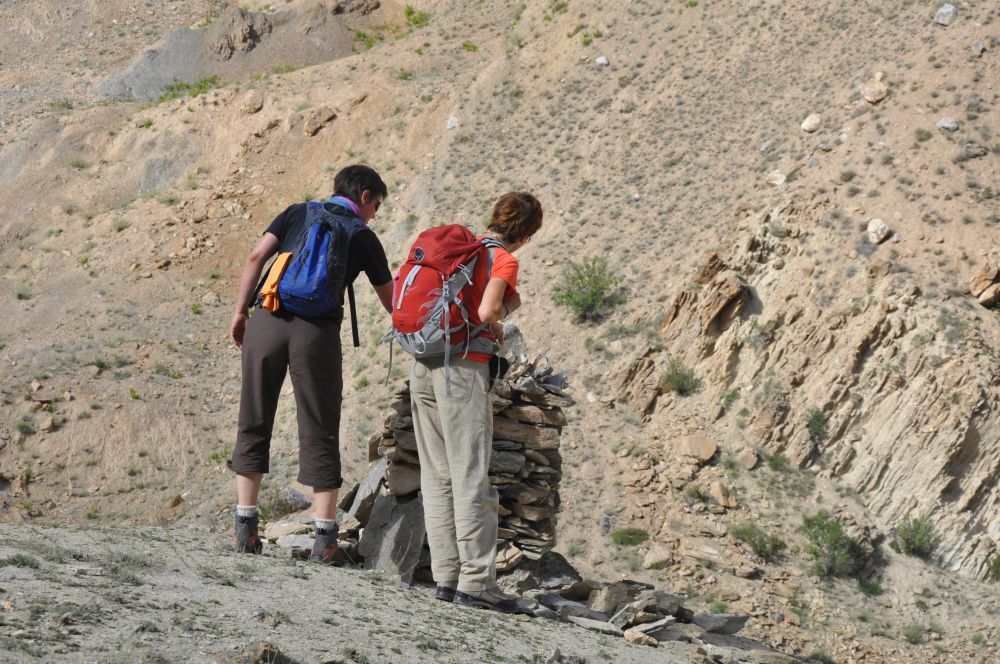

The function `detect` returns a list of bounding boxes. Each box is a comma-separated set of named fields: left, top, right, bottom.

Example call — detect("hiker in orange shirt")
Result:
left=409, top=192, right=543, bottom=613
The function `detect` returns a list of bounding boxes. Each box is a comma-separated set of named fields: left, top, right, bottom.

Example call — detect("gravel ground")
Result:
left=0, top=524, right=698, bottom=664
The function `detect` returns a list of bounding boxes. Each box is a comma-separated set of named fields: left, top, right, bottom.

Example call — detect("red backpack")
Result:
left=384, top=225, right=502, bottom=391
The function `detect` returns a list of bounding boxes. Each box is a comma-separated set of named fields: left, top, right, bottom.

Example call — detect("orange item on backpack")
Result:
left=260, top=252, right=293, bottom=313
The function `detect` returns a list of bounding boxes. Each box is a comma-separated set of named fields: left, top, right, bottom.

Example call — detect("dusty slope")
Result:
left=2, top=1, right=1000, bottom=662
left=0, top=524, right=700, bottom=664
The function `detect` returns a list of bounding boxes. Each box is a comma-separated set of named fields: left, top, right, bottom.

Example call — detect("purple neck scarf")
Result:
left=326, top=195, right=362, bottom=218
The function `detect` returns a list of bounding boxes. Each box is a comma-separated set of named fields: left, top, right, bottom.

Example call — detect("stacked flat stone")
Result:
left=367, top=355, right=573, bottom=570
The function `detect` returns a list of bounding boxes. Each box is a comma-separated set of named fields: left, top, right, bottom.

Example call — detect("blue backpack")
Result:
left=278, top=201, right=366, bottom=327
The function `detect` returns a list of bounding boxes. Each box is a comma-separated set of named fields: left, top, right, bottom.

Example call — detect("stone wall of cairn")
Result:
left=368, top=354, right=573, bottom=572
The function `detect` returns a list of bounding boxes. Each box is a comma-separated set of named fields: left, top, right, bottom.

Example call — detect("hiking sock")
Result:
left=236, top=504, right=258, bottom=518
left=314, top=517, right=336, bottom=532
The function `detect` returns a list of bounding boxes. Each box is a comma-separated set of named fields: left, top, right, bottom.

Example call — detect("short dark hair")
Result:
left=333, top=164, right=387, bottom=203
left=487, top=192, right=543, bottom=244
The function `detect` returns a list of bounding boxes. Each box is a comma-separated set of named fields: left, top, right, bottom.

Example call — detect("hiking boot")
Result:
left=435, top=585, right=457, bottom=603
left=454, top=586, right=536, bottom=615
left=233, top=513, right=262, bottom=554
left=308, top=525, right=339, bottom=565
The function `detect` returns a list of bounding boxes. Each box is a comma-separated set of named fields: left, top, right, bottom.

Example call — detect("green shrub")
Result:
left=894, top=513, right=939, bottom=559
left=661, top=358, right=699, bottom=395
left=461, top=41, right=478, bottom=52
left=766, top=452, right=789, bottom=472
left=15, top=418, right=35, bottom=435
left=799, top=511, right=864, bottom=577
left=915, top=128, right=933, bottom=142
left=611, top=528, right=648, bottom=546
left=404, top=5, right=429, bottom=28
left=1, top=554, right=40, bottom=568
left=806, top=407, right=828, bottom=442
left=902, top=624, right=924, bottom=644
left=987, top=554, right=1000, bottom=582
left=552, top=256, right=620, bottom=321
left=729, top=521, right=786, bottom=562
left=156, top=75, right=218, bottom=103
left=857, top=576, right=883, bottom=596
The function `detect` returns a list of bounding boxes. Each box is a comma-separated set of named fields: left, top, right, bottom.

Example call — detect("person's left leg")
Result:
left=288, top=316, right=344, bottom=563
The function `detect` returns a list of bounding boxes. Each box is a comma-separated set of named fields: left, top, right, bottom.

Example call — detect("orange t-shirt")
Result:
left=465, top=241, right=518, bottom=362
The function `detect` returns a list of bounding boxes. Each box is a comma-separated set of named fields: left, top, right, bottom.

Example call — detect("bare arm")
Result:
left=478, top=278, right=520, bottom=324
left=374, top=281, right=393, bottom=313
left=230, top=233, right=280, bottom=348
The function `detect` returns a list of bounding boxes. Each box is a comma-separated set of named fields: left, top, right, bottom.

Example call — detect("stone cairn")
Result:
left=265, top=332, right=777, bottom=656
left=367, top=351, right=572, bottom=577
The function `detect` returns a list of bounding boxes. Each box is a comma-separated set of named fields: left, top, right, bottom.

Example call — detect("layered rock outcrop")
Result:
left=615, top=200, right=1000, bottom=579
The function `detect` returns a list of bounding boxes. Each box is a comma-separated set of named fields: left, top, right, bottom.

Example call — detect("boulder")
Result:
left=978, top=284, right=1000, bottom=308
left=707, top=480, right=737, bottom=509
left=240, top=91, right=264, bottom=114
left=588, top=582, right=632, bottom=614
left=675, top=433, right=717, bottom=464
left=341, top=458, right=387, bottom=524
left=643, top=621, right=705, bottom=643
left=635, top=590, right=690, bottom=619
left=970, top=264, right=999, bottom=298
left=499, top=551, right=581, bottom=592
left=800, top=114, right=820, bottom=133
left=567, top=616, right=623, bottom=636
left=935, top=3, right=956, bottom=26
left=859, top=80, right=888, bottom=104
left=303, top=106, right=336, bottom=136
left=963, top=142, right=989, bottom=160
left=532, top=592, right=611, bottom=622
left=691, top=613, right=750, bottom=635
left=357, top=494, right=426, bottom=584
left=866, top=218, right=891, bottom=244
left=936, top=116, right=959, bottom=132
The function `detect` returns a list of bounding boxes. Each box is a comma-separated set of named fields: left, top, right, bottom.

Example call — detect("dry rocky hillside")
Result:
left=2, top=0, right=1000, bottom=662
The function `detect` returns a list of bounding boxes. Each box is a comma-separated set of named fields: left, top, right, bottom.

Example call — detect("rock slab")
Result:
left=358, top=495, right=426, bottom=584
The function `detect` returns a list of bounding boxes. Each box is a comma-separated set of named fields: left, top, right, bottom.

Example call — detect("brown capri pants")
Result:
left=228, top=310, right=344, bottom=489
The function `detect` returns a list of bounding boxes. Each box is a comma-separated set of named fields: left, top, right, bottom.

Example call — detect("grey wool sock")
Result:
left=314, top=518, right=337, bottom=532
left=236, top=505, right=258, bottom=518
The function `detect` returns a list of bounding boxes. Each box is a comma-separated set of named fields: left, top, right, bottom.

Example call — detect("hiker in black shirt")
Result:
left=228, top=165, right=393, bottom=562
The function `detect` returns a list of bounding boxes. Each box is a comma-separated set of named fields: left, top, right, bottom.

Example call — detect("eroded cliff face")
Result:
left=615, top=199, right=1000, bottom=579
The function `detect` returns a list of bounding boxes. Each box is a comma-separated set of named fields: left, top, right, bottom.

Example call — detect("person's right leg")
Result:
left=287, top=316, right=344, bottom=563
left=429, top=358, right=498, bottom=593
left=229, top=311, right=290, bottom=552
left=434, top=357, right=535, bottom=615
left=411, top=357, right=461, bottom=590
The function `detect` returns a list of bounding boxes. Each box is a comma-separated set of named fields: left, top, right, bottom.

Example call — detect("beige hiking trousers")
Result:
left=410, top=356, right=498, bottom=592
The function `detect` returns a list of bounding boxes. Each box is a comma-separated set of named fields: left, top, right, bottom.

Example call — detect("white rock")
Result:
left=801, top=114, right=821, bottom=133
left=595, top=56, right=609, bottom=66
left=935, top=4, right=956, bottom=26
left=936, top=117, right=959, bottom=132
left=849, top=249, right=859, bottom=260
left=859, top=80, right=888, bottom=104
left=971, top=40, right=986, bottom=57
left=446, top=116, right=459, bottom=130
left=767, top=171, right=786, bottom=186
left=867, top=218, right=891, bottom=245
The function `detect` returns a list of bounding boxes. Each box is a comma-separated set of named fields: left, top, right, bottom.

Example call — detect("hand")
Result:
left=230, top=313, right=248, bottom=349
left=490, top=322, right=505, bottom=346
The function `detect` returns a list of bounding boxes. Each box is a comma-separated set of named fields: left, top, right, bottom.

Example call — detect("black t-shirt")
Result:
left=262, top=202, right=392, bottom=318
